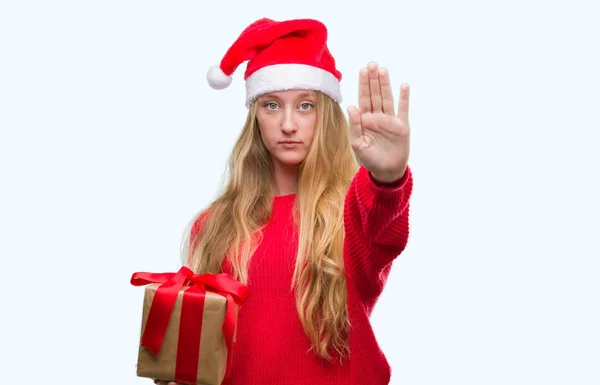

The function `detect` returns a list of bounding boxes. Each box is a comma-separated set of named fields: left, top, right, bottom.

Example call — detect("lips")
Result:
left=280, top=141, right=301, bottom=148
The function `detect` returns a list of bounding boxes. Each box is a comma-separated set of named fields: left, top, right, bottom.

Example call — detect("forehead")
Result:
left=259, top=89, right=316, bottom=101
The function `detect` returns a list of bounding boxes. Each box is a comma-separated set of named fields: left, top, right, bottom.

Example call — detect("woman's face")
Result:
left=255, top=90, right=318, bottom=168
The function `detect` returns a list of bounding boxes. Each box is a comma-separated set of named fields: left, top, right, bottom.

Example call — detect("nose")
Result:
left=281, top=108, right=298, bottom=134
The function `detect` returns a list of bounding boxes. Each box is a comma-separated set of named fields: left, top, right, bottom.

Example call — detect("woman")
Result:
left=160, top=17, right=413, bottom=385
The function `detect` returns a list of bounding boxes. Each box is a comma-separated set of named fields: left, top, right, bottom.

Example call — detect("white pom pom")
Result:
left=207, top=65, right=232, bottom=90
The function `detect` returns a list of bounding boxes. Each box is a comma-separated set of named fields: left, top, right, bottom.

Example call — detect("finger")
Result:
left=379, top=68, right=394, bottom=115
left=358, top=68, right=370, bottom=113
left=347, top=106, right=363, bottom=145
left=397, top=83, right=410, bottom=121
left=367, top=62, right=382, bottom=112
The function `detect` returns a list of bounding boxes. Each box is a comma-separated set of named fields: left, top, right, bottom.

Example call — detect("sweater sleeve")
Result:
left=343, top=164, right=413, bottom=307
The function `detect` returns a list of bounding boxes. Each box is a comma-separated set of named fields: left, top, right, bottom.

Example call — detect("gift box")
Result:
left=131, top=266, right=250, bottom=385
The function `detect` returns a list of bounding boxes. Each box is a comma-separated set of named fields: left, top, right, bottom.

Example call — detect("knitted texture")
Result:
left=190, top=165, right=413, bottom=384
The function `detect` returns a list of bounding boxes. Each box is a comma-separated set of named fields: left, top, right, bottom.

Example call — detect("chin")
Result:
left=274, top=155, right=306, bottom=167
left=279, top=159, right=304, bottom=166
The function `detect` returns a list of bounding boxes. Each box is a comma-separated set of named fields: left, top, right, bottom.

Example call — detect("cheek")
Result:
left=303, top=115, right=318, bottom=141
left=257, top=118, right=277, bottom=142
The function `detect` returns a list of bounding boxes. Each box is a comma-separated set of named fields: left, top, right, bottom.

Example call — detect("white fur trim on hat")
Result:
left=244, top=63, right=341, bottom=108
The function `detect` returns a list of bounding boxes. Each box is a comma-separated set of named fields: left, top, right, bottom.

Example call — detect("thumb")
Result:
left=347, top=106, right=362, bottom=142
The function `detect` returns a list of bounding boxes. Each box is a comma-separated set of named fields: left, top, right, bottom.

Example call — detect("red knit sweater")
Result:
left=190, top=164, right=413, bottom=385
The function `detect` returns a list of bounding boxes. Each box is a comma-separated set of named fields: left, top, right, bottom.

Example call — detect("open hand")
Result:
left=348, top=61, right=410, bottom=183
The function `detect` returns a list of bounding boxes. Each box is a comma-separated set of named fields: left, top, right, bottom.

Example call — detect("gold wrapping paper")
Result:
left=136, top=283, right=230, bottom=385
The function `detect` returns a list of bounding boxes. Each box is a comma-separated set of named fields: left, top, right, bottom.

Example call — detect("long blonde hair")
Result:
left=181, top=91, right=359, bottom=361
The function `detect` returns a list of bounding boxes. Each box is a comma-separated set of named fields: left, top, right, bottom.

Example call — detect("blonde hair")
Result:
left=180, top=91, right=359, bottom=361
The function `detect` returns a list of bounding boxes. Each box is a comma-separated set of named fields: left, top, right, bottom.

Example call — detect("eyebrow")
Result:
left=259, top=91, right=315, bottom=101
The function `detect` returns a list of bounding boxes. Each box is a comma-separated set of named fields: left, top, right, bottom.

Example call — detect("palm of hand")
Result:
left=347, top=62, right=411, bottom=182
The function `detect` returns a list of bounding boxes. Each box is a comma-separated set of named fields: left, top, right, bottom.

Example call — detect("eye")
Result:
left=264, top=102, right=278, bottom=110
left=299, top=102, right=314, bottom=111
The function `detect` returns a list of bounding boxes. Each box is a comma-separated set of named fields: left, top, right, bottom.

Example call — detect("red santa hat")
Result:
left=206, top=18, right=342, bottom=108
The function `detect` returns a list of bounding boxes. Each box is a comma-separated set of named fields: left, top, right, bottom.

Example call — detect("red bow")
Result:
left=131, top=266, right=250, bottom=384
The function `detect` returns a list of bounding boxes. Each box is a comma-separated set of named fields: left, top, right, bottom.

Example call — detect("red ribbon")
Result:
left=131, top=266, right=250, bottom=384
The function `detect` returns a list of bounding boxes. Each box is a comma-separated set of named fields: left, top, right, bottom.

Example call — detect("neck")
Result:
left=272, top=161, right=300, bottom=196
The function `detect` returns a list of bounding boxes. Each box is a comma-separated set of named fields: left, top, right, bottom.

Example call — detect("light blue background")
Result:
left=1, top=1, right=598, bottom=384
